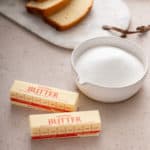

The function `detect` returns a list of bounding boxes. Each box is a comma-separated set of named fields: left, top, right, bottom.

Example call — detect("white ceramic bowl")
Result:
left=71, top=37, right=149, bottom=103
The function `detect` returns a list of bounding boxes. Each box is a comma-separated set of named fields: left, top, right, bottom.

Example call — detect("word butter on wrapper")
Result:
left=29, top=110, right=101, bottom=140
left=10, top=80, right=79, bottom=112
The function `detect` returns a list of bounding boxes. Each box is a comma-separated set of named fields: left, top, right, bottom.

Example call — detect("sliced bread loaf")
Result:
left=26, top=0, right=70, bottom=16
left=44, top=0, right=93, bottom=31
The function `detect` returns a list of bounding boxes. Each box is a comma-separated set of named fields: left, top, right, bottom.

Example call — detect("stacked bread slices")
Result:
left=26, top=0, right=93, bottom=31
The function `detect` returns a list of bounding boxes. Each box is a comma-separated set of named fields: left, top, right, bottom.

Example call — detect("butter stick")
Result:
left=29, top=110, right=101, bottom=140
left=10, top=80, right=79, bottom=112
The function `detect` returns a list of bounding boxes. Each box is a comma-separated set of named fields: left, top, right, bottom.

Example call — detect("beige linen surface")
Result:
left=0, top=0, right=150, bottom=150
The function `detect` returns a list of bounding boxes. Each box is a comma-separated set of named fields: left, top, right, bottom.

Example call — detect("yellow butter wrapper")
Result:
left=10, top=80, right=79, bottom=112
left=29, top=110, right=101, bottom=140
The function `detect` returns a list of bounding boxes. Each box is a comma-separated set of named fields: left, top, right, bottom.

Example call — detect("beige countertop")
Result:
left=0, top=0, right=150, bottom=150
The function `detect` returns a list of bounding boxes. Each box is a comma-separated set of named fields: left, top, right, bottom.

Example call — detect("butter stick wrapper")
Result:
left=29, top=110, right=101, bottom=140
left=10, top=80, right=79, bottom=112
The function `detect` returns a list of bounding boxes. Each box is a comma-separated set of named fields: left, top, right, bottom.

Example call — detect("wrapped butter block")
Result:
left=29, top=110, right=101, bottom=140
left=10, top=80, right=79, bottom=112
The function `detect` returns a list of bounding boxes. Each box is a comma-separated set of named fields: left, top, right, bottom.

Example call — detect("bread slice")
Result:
left=26, top=0, right=70, bottom=16
left=44, top=0, right=93, bottom=31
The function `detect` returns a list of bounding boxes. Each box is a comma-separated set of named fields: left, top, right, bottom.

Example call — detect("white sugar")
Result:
left=75, top=46, right=145, bottom=87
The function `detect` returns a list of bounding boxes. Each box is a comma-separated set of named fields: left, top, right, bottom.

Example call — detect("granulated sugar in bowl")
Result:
left=71, top=37, right=148, bottom=103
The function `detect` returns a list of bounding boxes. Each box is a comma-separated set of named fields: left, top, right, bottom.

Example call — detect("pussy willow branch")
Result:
left=102, top=25, right=150, bottom=38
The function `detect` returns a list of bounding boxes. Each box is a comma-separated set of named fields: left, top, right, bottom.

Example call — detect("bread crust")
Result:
left=44, top=0, right=93, bottom=31
left=33, top=0, right=47, bottom=2
left=26, top=0, right=70, bottom=16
